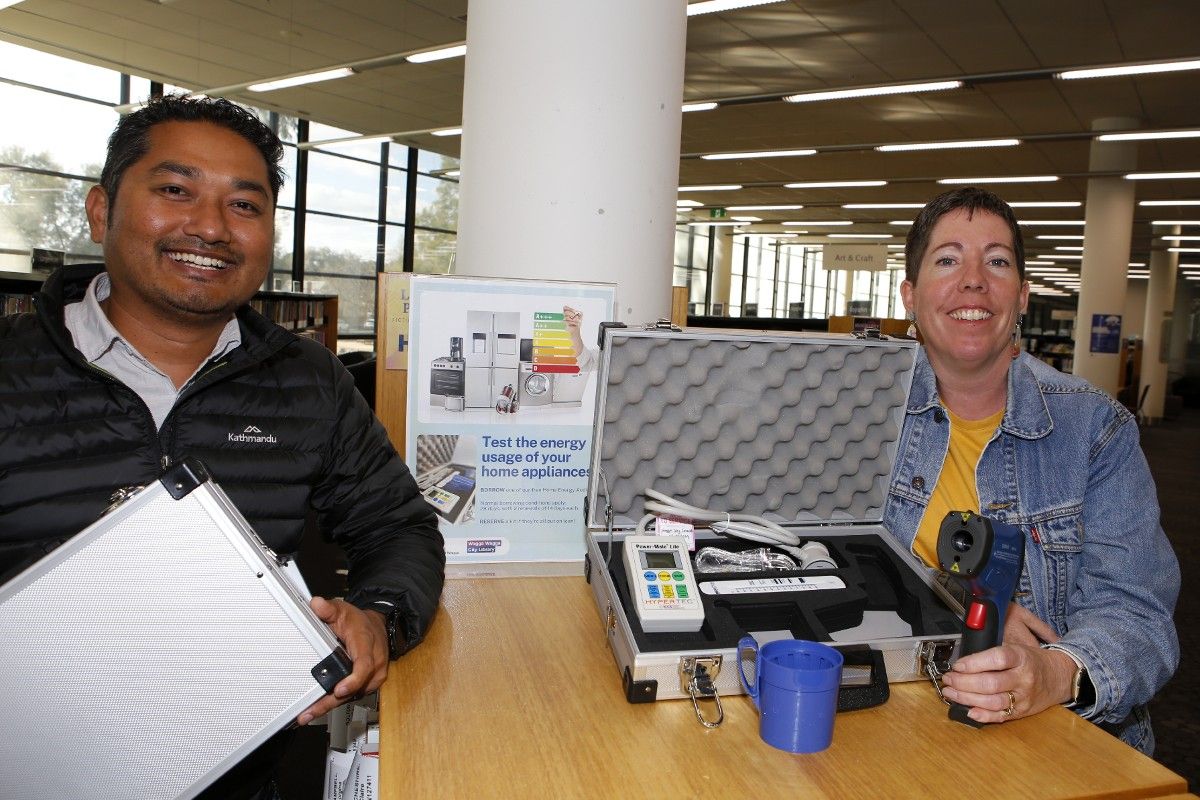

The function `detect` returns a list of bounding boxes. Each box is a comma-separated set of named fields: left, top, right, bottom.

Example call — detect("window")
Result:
left=0, top=39, right=468, bottom=353
left=304, top=214, right=379, bottom=335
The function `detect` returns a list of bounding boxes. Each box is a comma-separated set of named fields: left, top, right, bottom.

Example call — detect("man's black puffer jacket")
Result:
left=0, top=263, right=445, bottom=647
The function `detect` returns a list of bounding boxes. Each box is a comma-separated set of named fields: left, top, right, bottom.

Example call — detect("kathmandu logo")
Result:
left=228, top=424, right=278, bottom=444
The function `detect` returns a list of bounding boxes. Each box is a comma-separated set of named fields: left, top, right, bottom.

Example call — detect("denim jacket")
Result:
left=884, top=349, right=1180, bottom=753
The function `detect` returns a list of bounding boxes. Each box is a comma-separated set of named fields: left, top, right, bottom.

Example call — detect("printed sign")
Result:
left=823, top=244, right=887, bottom=272
left=381, top=272, right=411, bottom=371
left=407, top=275, right=617, bottom=563
left=1089, top=313, right=1121, bottom=354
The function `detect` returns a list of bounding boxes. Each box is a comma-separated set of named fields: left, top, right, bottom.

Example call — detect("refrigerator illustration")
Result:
left=464, top=310, right=521, bottom=408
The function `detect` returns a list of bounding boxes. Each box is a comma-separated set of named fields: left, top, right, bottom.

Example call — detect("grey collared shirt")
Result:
left=63, top=273, right=242, bottom=430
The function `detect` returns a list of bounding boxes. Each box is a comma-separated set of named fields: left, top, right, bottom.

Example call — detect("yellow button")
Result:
left=657, top=571, right=671, bottom=581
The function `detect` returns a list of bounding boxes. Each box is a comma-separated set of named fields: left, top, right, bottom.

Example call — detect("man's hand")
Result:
left=296, top=597, right=390, bottom=725
left=939, top=603, right=1074, bottom=724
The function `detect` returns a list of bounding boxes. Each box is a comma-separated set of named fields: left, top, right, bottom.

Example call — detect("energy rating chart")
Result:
left=531, top=311, right=580, bottom=374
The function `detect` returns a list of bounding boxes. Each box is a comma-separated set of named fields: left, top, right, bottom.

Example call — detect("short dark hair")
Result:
left=904, top=187, right=1025, bottom=284
left=100, top=94, right=285, bottom=206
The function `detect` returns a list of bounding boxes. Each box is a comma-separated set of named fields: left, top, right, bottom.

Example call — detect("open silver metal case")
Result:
left=0, top=458, right=351, bottom=800
left=583, top=325, right=962, bottom=721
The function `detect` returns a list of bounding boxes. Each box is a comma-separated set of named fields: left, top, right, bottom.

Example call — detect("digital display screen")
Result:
left=643, top=551, right=678, bottom=570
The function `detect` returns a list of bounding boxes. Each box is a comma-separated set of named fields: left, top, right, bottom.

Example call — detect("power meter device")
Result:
left=622, top=535, right=705, bottom=633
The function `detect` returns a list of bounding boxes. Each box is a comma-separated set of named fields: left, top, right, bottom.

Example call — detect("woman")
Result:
left=883, top=187, right=1179, bottom=753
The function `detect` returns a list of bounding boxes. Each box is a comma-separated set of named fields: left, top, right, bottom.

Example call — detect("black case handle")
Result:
left=836, top=648, right=890, bottom=712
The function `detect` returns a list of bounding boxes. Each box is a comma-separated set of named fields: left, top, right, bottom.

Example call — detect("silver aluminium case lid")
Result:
left=585, top=327, right=917, bottom=531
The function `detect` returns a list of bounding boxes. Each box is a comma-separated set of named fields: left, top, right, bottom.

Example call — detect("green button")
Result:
left=676, top=584, right=689, bottom=598
left=672, top=571, right=685, bottom=581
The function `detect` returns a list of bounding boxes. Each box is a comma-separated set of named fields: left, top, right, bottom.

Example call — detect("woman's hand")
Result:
left=938, top=603, right=1077, bottom=723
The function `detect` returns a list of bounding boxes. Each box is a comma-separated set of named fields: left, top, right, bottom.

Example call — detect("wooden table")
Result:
left=379, top=574, right=1186, bottom=799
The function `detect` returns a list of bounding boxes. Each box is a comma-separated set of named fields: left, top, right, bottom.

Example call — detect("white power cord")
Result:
left=636, top=488, right=807, bottom=560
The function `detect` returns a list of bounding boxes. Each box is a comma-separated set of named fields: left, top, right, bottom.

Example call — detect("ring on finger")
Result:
left=1004, top=690, right=1016, bottom=717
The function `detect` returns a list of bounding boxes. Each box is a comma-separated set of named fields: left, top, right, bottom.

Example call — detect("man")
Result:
left=0, top=96, right=445, bottom=799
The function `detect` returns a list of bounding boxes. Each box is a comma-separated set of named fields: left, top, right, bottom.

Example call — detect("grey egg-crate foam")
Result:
left=593, top=333, right=915, bottom=528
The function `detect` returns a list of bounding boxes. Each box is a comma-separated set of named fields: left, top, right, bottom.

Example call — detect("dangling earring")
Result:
left=906, top=311, right=918, bottom=339
left=1010, top=313, right=1025, bottom=359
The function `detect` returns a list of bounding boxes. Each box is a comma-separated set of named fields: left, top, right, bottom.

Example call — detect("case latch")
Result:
left=918, top=639, right=957, bottom=706
left=679, top=656, right=724, bottom=728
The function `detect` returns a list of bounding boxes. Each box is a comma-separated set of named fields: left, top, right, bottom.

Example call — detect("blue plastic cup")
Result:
left=737, top=636, right=843, bottom=753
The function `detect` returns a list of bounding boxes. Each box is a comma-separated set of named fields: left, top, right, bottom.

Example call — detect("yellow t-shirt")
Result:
left=913, top=406, right=1005, bottom=569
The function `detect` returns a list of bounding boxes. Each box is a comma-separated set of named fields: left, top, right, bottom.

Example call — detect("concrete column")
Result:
left=1073, top=117, right=1139, bottom=395
left=1139, top=231, right=1178, bottom=421
left=455, top=0, right=687, bottom=326
left=710, top=227, right=735, bottom=314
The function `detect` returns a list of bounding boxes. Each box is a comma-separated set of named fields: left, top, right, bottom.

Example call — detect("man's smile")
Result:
left=164, top=250, right=233, bottom=270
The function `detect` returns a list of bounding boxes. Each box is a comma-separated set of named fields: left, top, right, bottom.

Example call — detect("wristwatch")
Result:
left=1045, top=644, right=1095, bottom=709
left=371, top=601, right=406, bottom=661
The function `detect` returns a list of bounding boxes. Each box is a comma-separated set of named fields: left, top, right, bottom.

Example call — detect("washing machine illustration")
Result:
left=520, top=361, right=553, bottom=406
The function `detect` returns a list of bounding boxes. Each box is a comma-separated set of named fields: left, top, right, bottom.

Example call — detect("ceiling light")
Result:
left=785, top=180, right=887, bottom=189
left=843, top=203, right=925, bottom=209
left=299, top=132, right=395, bottom=150
left=730, top=216, right=762, bottom=222
left=678, top=184, right=742, bottom=192
left=782, top=220, right=853, bottom=226
left=1099, top=129, right=1200, bottom=142
left=1018, top=220, right=1086, bottom=226
left=431, top=127, right=462, bottom=137
left=887, top=244, right=904, bottom=249
left=1054, top=246, right=1085, bottom=251
left=1026, top=267, right=1070, bottom=273
left=1036, top=235, right=1085, bottom=240
left=248, top=67, right=355, bottom=92
left=406, top=44, right=467, bottom=63
left=1140, top=200, right=1200, bottom=206
left=1128, top=262, right=1145, bottom=267
left=682, top=102, right=718, bottom=113
left=727, top=204, right=804, bottom=211
left=737, top=233, right=799, bottom=238
left=783, top=80, right=962, bottom=104
left=1057, top=58, right=1200, bottom=80
left=702, top=149, right=817, bottom=160
left=686, top=0, right=784, bottom=15
left=939, top=175, right=1059, bottom=184
left=676, top=199, right=703, bottom=208
left=1162, top=235, right=1200, bottom=241
left=889, top=220, right=912, bottom=226
left=689, top=221, right=743, bottom=226
left=876, top=138, right=1020, bottom=152
left=1046, top=254, right=1084, bottom=259
left=1168, top=247, right=1200, bottom=253
left=827, top=233, right=893, bottom=238
left=1152, top=220, right=1200, bottom=225
left=1126, top=171, right=1200, bottom=180
left=1025, top=261, right=1058, bottom=266
left=1008, top=201, right=1083, bottom=208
